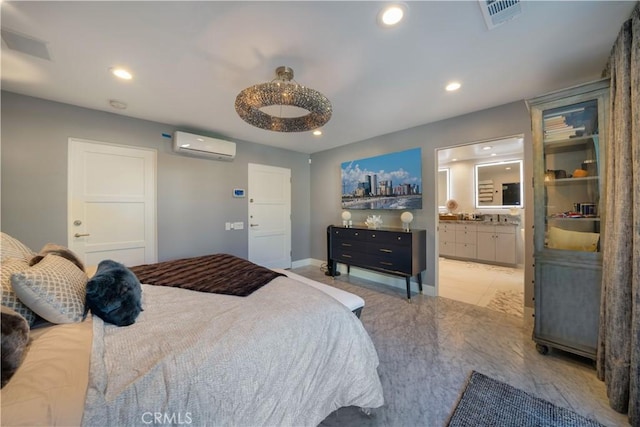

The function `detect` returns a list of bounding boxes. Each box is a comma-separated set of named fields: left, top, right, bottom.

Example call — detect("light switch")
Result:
left=233, top=221, right=244, bottom=230
left=225, top=222, right=231, bottom=231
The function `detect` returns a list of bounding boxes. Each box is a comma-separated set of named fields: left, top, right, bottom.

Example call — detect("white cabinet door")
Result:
left=495, top=230, right=516, bottom=264
left=477, top=225, right=516, bottom=264
left=455, top=223, right=476, bottom=258
left=455, top=242, right=477, bottom=258
left=439, top=240, right=456, bottom=257
left=439, top=223, right=456, bottom=256
left=476, top=224, right=496, bottom=262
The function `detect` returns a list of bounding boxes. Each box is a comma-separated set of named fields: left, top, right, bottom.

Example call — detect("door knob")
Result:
left=250, top=224, right=259, bottom=227
left=74, top=233, right=90, bottom=238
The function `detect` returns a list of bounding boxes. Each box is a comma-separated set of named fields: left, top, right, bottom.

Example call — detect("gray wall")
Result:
left=1, top=91, right=535, bottom=308
left=309, top=101, right=535, bottom=309
left=1, top=91, right=311, bottom=263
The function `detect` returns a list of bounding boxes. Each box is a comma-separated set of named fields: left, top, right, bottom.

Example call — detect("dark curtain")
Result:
left=597, top=2, right=640, bottom=426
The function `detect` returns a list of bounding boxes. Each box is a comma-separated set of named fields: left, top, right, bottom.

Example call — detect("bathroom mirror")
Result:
left=475, top=160, right=523, bottom=208
left=438, top=168, right=450, bottom=208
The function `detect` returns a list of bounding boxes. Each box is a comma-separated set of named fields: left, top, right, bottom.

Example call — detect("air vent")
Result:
left=1, top=29, right=51, bottom=61
left=478, top=0, right=522, bottom=30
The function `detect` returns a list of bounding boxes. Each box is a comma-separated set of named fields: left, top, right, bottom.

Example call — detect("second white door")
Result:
left=247, top=163, right=291, bottom=268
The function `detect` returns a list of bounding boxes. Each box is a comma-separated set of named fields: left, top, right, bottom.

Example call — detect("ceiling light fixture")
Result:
left=110, top=67, right=132, bottom=80
left=378, top=3, right=406, bottom=27
left=235, top=66, right=332, bottom=133
left=483, top=146, right=492, bottom=150
left=446, top=82, right=461, bottom=91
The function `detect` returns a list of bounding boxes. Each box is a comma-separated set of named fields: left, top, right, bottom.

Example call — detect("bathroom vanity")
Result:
left=438, top=220, right=518, bottom=266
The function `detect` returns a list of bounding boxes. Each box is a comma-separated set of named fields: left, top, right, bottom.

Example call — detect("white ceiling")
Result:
left=1, top=1, right=635, bottom=154
left=437, top=135, right=524, bottom=165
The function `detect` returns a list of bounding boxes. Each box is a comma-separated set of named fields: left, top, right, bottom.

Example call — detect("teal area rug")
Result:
left=447, top=371, right=603, bottom=426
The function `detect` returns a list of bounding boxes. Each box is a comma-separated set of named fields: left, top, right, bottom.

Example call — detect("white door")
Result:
left=68, top=138, right=157, bottom=267
left=248, top=163, right=291, bottom=268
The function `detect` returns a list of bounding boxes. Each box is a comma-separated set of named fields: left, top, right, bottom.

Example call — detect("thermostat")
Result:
left=233, top=188, right=246, bottom=198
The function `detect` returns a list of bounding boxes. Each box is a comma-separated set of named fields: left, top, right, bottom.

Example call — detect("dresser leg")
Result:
left=405, top=277, right=411, bottom=301
left=417, top=273, right=423, bottom=293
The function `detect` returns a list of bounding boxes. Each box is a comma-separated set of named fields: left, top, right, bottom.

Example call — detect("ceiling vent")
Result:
left=1, top=29, right=51, bottom=61
left=478, top=0, right=522, bottom=30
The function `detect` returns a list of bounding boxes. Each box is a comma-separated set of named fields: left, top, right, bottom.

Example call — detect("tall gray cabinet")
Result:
left=527, top=79, right=609, bottom=360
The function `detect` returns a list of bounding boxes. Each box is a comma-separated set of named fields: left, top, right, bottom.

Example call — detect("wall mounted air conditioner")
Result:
left=173, top=131, right=236, bottom=161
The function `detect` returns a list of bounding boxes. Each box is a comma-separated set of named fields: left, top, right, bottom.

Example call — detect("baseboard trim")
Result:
left=291, top=258, right=317, bottom=269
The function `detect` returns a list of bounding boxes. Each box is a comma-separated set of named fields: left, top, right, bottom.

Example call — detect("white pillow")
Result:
left=11, top=254, right=88, bottom=324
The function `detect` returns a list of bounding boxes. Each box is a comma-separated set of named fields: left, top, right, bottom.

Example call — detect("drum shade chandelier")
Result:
left=235, top=66, right=332, bottom=133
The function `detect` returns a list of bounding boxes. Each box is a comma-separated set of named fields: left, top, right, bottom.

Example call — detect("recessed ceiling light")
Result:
left=111, top=67, right=132, bottom=80
left=378, top=4, right=406, bottom=27
left=491, top=153, right=497, bottom=156
left=452, top=158, right=458, bottom=162
left=313, top=130, right=322, bottom=136
left=482, top=146, right=492, bottom=150
left=505, top=167, right=512, bottom=170
left=445, top=82, right=461, bottom=92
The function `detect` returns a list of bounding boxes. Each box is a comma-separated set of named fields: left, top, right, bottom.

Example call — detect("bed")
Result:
left=0, top=233, right=384, bottom=426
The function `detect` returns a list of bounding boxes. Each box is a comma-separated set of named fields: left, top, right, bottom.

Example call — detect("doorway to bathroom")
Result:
left=436, top=135, right=526, bottom=317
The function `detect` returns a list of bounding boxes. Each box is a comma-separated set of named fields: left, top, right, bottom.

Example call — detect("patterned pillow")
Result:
left=1, top=233, right=35, bottom=262
left=10, top=254, right=88, bottom=324
left=1, top=260, right=37, bottom=326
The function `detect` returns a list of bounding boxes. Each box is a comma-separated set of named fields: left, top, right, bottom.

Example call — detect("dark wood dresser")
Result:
left=327, top=225, right=426, bottom=300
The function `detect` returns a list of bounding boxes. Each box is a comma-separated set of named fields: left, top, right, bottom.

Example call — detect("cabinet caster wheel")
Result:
left=536, top=344, right=549, bottom=355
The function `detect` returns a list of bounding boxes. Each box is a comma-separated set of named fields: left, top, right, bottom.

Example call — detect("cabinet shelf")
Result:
left=547, top=216, right=600, bottom=222
left=544, top=176, right=598, bottom=186
left=543, top=135, right=598, bottom=153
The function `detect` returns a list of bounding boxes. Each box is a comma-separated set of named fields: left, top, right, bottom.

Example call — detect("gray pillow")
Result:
left=11, top=254, right=88, bottom=324
left=1, top=305, right=30, bottom=388
left=1, top=259, right=37, bottom=326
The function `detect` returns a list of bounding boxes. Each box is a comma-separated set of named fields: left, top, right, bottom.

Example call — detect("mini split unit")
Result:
left=172, top=131, right=236, bottom=161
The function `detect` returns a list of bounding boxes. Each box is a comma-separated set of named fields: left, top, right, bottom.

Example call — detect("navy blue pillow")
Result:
left=86, top=260, right=143, bottom=326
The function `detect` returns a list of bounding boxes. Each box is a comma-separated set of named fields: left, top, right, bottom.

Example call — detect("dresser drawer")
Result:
left=331, top=227, right=367, bottom=241
left=368, top=231, right=411, bottom=246
left=333, top=246, right=367, bottom=264
left=367, top=243, right=412, bottom=259
left=367, top=253, right=411, bottom=273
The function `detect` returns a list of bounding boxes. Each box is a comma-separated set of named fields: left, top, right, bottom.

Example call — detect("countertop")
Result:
left=439, top=220, right=520, bottom=226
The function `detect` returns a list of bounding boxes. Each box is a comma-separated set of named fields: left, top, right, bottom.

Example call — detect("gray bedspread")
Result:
left=82, top=276, right=384, bottom=426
